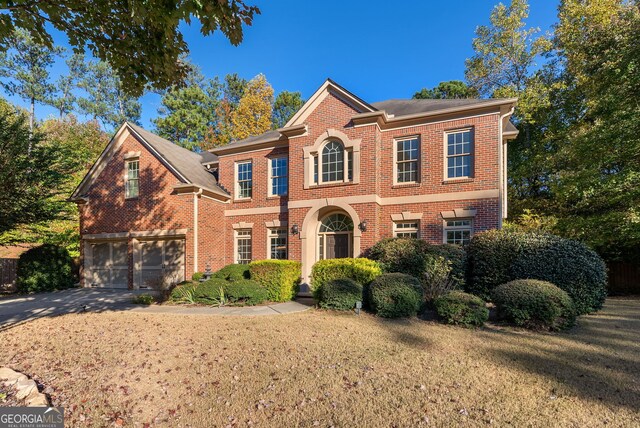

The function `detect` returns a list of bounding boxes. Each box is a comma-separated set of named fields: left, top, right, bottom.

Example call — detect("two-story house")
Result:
left=71, top=79, right=518, bottom=291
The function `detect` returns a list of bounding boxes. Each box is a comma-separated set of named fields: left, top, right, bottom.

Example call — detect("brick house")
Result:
left=71, top=79, right=518, bottom=291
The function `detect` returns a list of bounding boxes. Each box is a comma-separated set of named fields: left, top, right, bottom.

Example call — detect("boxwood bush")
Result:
left=434, top=291, right=488, bottom=327
left=212, top=264, right=251, bottom=282
left=365, top=273, right=423, bottom=318
left=195, top=278, right=268, bottom=306
left=365, top=238, right=466, bottom=288
left=249, top=260, right=301, bottom=302
left=491, top=279, right=576, bottom=330
left=16, top=244, right=75, bottom=293
left=467, top=230, right=607, bottom=314
left=311, top=258, right=381, bottom=296
left=319, top=278, right=363, bottom=310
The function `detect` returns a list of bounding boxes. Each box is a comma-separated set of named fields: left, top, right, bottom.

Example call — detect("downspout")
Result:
left=193, top=188, right=203, bottom=273
left=498, top=106, right=515, bottom=227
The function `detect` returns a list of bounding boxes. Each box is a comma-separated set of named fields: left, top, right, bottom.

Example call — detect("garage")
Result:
left=135, top=239, right=185, bottom=289
left=88, top=241, right=129, bottom=288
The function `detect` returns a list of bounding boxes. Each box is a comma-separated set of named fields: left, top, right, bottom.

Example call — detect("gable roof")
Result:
left=71, top=123, right=229, bottom=201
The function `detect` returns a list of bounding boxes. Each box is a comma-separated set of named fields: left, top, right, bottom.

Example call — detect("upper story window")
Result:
left=395, top=137, right=419, bottom=184
left=269, top=157, right=288, bottom=196
left=444, top=219, right=472, bottom=245
left=321, top=140, right=345, bottom=182
left=125, top=160, right=139, bottom=198
left=394, top=221, right=419, bottom=239
left=235, top=161, right=252, bottom=200
left=446, top=129, right=473, bottom=179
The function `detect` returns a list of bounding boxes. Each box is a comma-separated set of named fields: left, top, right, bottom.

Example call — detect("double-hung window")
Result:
left=394, top=221, right=419, bottom=239
left=395, top=137, right=419, bottom=184
left=236, top=161, right=252, bottom=199
left=236, top=229, right=252, bottom=264
left=125, top=160, right=139, bottom=198
left=321, top=140, right=345, bottom=182
left=269, top=157, right=288, bottom=196
left=268, top=228, right=287, bottom=259
left=444, top=220, right=472, bottom=245
left=446, top=129, right=472, bottom=179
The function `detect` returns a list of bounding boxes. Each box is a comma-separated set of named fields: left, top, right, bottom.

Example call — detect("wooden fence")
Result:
left=608, top=262, right=640, bottom=295
left=0, top=258, right=18, bottom=293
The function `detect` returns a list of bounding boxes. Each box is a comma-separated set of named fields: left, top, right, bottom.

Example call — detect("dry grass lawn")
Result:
left=1, top=298, right=639, bottom=427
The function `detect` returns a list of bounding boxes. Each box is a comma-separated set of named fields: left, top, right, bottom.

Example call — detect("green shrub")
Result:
left=16, top=244, right=75, bottom=293
left=195, top=278, right=267, bottom=306
left=491, top=279, right=576, bottom=330
left=467, top=230, right=607, bottom=314
left=170, top=283, right=197, bottom=304
left=366, top=238, right=466, bottom=288
left=365, top=273, right=423, bottom=318
left=132, top=294, right=155, bottom=305
left=311, top=258, right=381, bottom=296
left=423, top=256, right=460, bottom=302
left=249, top=260, right=301, bottom=302
left=319, top=278, right=363, bottom=310
left=192, top=272, right=204, bottom=282
left=434, top=291, right=488, bottom=327
left=211, top=264, right=251, bottom=282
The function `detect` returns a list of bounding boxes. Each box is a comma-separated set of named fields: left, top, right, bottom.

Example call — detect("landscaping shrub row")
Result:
left=16, top=244, right=76, bottom=293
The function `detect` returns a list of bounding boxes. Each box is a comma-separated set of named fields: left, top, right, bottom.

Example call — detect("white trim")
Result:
left=267, top=227, right=288, bottom=260
left=232, top=222, right=254, bottom=229
left=440, top=209, right=477, bottom=219
left=393, top=220, right=420, bottom=239
left=443, top=128, right=474, bottom=181
left=267, top=156, right=288, bottom=197
left=234, top=228, right=253, bottom=264
left=442, top=218, right=474, bottom=245
left=393, top=135, right=421, bottom=186
left=234, top=160, right=253, bottom=201
left=225, top=206, right=287, bottom=217
left=390, top=211, right=424, bottom=221
left=352, top=111, right=499, bottom=133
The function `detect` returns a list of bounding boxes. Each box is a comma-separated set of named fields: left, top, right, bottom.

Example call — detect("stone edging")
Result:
left=0, top=367, right=48, bottom=407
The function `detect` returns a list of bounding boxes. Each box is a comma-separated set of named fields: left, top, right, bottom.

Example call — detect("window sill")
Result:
left=392, top=183, right=420, bottom=189
left=442, top=178, right=474, bottom=184
left=309, top=181, right=358, bottom=189
left=267, top=195, right=288, bottom=200
left=233, top=198, right=252, bottom=203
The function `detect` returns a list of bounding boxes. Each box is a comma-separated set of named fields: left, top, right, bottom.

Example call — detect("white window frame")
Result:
left=394, top=221, right=420, bottom=238
left=444, top=128, right=473, bottom=180
left=267, top=228, right=288, bottom=260
left=268, top=157, right=288, bottom=197
left=319, top=140, right=351, bottom=184
left=125, top=159, right=139, bottom=199
left=393, top=136, right=420, bottom=185
left=235, top=160, right=253, bottom=200
left=235, top=229, right=252, bottom=264
left=443, top=219, right=473, bottom=245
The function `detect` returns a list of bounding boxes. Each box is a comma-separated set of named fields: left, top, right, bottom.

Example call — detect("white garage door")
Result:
left=89, top=241, right=128, bottom=288
left=137, top=239, right=185, bottom=289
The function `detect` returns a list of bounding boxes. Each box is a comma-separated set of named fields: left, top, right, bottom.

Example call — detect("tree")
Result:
left=0, top=0, right=260, bottom=96
left=51, top=52, right=86, bottom=118
left=0, top=98, right=65, bottom=233
left=0, top=29, right=62, bottom=133
left=77, top=60, right=141, bottom=130
left=153, top=67, right=221, bottom=151
left=272, top=91, right=304, bottom=129
left=230, top=74, right=273, bottom=141
left=412, top=81, right=478, bottom=99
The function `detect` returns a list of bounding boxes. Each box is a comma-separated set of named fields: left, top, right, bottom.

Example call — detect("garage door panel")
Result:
left=164, top=240, right=185, bottom=266
left=112, top=241, right=128, bottom=267
left=141, top=241, right=163, bottom=267
left=137, top=239, right=185, bottom=289
left=92, top=243, right=110, bottom=268
left=91, top=268, right=110, bottom=287
left=88, top=241, right=129, bottom=288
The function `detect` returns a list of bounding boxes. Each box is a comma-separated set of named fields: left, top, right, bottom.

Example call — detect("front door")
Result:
left=325, top=234, right=350, bottom=259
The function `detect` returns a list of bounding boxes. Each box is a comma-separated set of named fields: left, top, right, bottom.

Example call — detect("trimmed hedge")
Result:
left=16, top=244, right=75, bottom=293
left=249, top=260, right=301, bottom=302
left=365, top=273, right=423, bottom=318
left=434, top=291, right=488, bottom=327
left=365, top=238, right=466, bottom=288
left=211, top=264, right=251, bottom=282
left=311, top=258, right=381, bottom=295
left=491, top=279, right=576, bottom=330
left=195, top=278, right=268, bottom=306
left=467, top=230, right=607, bottom=314
left=319, top=278, right=363, bottom=310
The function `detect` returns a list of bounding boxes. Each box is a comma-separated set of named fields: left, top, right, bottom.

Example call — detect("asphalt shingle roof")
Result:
left=371, top=98, right=498, bottom=117
left=126, top=123, right=228, bottom=196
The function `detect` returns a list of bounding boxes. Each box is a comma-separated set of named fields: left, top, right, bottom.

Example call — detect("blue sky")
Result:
left=4, top=0, right=559, bottom=130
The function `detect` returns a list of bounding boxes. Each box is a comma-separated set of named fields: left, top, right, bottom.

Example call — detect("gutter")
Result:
left=498, top=106, right=516, bottom=226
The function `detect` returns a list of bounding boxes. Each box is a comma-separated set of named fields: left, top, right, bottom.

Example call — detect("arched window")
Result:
left=319, top=213, right=354, bottom=233
left=321, top=140, right=344, bottom=182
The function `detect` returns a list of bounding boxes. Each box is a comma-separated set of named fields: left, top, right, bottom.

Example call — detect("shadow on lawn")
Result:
left=373, top=317, right=433, bottom=350
left=479, top=298, right=640, bottom=412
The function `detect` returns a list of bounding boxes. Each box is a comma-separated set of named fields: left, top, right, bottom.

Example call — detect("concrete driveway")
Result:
left=0, top=288, right=145, bottom=330
left=0, top=288, right=312, bottom=330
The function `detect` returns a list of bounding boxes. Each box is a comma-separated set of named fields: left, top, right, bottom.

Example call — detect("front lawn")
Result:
left=1, top=298, right=638, bottom=427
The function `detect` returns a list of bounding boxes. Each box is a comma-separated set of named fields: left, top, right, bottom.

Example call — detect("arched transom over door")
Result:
left=318, top=213, right=353, bottom=260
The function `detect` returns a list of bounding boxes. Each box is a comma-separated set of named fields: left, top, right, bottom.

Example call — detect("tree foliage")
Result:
left=413, top=81, right=478, bottom=99
left=0, top=0, right=260, bottom=96
left=272, top=90, right=304, bottom=128
left=230, top=74, right=273, bottom=141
